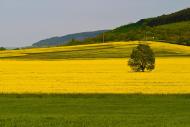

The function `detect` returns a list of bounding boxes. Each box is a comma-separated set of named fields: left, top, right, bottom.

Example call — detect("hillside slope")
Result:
left=82, top=8, right=190, bottom=46
left=1, top=41, right=190, bottom=60
left=32, top=30, right=109, bottom=47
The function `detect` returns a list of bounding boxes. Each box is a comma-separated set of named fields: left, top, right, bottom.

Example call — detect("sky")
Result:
left=0, top=0, right=190, bottom=47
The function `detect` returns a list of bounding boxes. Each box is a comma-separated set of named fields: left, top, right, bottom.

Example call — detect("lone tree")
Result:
left=128, top=44, right=155, bottom=72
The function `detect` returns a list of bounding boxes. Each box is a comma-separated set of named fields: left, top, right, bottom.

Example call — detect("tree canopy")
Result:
left=128, top=44, right=155, bottom=72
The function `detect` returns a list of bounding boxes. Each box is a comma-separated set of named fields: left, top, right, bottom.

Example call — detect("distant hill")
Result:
left=83, top=8, right=190, bottom=46
left=32, top=8, right=190, bottom=47
left=32, top=30, right=109, bottom=47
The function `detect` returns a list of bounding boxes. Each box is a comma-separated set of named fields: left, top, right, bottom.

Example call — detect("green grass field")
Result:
left=0, top=94, right=190, bottom=127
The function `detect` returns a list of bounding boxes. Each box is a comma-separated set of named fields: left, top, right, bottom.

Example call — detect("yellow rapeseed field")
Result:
left=1, top=41, right=190, bottom=58
left=0, top=57, right=190, bottom=94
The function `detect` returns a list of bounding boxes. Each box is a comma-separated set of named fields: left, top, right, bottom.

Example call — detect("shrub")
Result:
left=0, top=47, right=6, bottom=51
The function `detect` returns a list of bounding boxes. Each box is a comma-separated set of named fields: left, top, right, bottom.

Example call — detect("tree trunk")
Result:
left=141, top=65, right=145, bottom=72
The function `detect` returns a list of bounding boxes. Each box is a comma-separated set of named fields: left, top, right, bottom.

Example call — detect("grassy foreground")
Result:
left=0, top=94, right=190, bottom=127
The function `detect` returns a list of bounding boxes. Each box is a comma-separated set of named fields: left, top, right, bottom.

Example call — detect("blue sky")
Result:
left=0, top=0, right=190, bottom=47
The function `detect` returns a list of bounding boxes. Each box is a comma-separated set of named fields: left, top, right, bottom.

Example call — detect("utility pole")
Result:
left=103, top=33, right=105, bottom=43
left=145, top=32, right=147, bottom=41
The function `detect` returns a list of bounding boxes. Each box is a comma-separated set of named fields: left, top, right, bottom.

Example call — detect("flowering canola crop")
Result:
left=0, top=41, right=190, bottom=58
left=0, top=58, right=190, bottom=94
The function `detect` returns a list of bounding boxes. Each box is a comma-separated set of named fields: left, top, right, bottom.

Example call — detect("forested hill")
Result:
left=138, top=8, right=190, bottom=27
left=82, top=8, right=190, bottom=46
left=32, top=30, right=109, bottom=47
